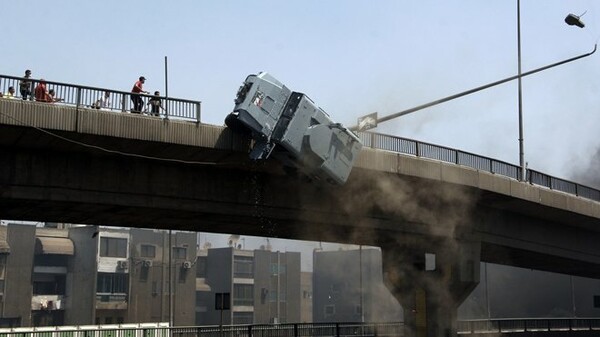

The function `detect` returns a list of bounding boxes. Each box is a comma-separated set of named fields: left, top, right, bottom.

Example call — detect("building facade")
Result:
left=312, top=248, right=403, bottom=323
left=0, top=224, right=197, bottom=327
left=196, top=247, right=302, bottom=325
left=300, top=272, right=312, bottom=323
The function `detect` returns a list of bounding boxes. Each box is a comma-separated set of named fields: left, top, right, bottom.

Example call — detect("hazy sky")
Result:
left=4, top=0, right=600, bottom=179
left=3, top=1, right=600, bottom=268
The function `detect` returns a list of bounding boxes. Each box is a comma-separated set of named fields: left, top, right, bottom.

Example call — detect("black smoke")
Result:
left=571, top=147, right=600, bottom=189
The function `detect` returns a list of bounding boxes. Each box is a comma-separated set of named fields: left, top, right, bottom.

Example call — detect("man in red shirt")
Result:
left=34, top=79, right=52, bottom=102
left=131, top=76, right=149, bottom=113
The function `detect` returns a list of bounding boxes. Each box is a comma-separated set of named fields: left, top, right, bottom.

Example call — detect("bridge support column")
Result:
left=381, top=237, right=480, bottom=337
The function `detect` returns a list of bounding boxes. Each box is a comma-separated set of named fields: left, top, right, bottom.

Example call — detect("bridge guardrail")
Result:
left=0, top=74, right=202, bottom=122
left=1, top=73, right=598, bottom=203
left=358, top=131, right=600, bottom=202
left=457, top=318, right=600, bottom=334
left=0, top=322, right=404, bottom=337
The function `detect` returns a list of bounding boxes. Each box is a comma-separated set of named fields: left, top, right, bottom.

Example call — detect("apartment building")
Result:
left=0, top=224, right=197, bottom=327
left=196, top=246, right=302, bottom=325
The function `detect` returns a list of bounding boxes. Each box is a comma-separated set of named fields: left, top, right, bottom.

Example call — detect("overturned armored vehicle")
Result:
left=225, top=72, right=362, bottom=185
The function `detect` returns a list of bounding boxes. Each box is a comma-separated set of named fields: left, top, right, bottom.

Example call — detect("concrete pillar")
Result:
left=381, top=237, right=480, bottom=337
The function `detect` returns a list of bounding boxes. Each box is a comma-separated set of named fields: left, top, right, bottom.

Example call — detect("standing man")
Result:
left=19, top=69, right=32, bottom=100
left=131, top=76, right=149, bottom=113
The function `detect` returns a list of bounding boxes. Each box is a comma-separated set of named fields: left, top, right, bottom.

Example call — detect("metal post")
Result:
left=570, top=275, right=577, bottom=317
left=359, top=246, right=364, bottom=324
left=196, top=102, right=201, bottom=123
left=169, top=229, right=173, bottom=326
left=164, top=56, right=169, bottom=120
left=517, top=0, right=526, bottom=181
left=75, top=87, right=82, bottom=109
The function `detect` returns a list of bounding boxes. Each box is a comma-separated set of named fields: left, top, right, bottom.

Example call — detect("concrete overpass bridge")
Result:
left=1, top=83, right=600, bottom=336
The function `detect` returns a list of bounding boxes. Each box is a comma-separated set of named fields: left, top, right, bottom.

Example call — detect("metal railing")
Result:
left=1, top=73, right=599, bottom=203
left=3, top=320, right=600, bottom=337
left=0, top=322, right=404, bottom=337
left=173, top=322, right=402, bottom=337
left=457, top=318, right=600, bottom=334
left=0, top=74, right=201, bottom=122
left=357, top=131, right=600, bottom=202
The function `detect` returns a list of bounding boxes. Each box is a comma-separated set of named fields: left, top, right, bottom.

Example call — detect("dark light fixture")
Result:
left=565, top=13, right=585, bottom=28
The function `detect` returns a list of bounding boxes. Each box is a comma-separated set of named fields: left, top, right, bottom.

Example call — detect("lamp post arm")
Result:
left=349, top=44, right=597, bottom=131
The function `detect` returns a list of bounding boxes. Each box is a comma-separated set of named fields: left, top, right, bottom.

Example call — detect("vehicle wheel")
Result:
left=225, top=113, right=247, bottom=134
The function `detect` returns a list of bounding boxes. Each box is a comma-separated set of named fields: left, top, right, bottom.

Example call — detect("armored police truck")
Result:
left=225, top=72, right=362, bottom=185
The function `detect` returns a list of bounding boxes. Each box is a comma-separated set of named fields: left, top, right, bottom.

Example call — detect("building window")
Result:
left=33, top=274, right=66, bottom=295
left=233, top=284, right=254, bottom=306
left=97, top=273, right=129, bottom=294
left=234, top=256, right=253, bottom=278
left=100, top=237, right=127, bottom=258
left=172, top=247, right=187, bottom=260
left=270, top=263, right=286, bottom=275
left=140, top=244, right=156, bottom=258
left=232, top=312, right=253, bottom=325
left=196, top=256, right=207, bottom=278
left=324, top=305, right=336, bottom=317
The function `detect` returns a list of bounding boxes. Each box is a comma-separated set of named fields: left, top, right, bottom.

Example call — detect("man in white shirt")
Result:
left=94, top=91, right=111, bottom=109
left=2, top=86, right=16, bottom=99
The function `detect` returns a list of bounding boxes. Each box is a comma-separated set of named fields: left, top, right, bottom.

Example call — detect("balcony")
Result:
left=95, top=293, right=128, bottom=310
left=31, top=295, right=64, bottom=311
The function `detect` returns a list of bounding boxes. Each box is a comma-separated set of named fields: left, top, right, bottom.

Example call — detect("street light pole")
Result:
left=517, top=0, right=526, bottom=181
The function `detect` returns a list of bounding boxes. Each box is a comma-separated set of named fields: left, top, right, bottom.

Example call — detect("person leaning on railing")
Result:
left=131, top=76, right=149, bottom=113
left=92, top=91, right=111, bottom=110
left=1, top=86, right=16, bottom=99
left=144, top=91, right=165, bottom=116
left=48, top=89, right=64, bottom=103
left=34, top=79, right=53, bottom=102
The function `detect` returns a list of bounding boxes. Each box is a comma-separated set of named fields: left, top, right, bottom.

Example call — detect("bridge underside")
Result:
left=4, top=104, right=600, bottom=336
left=1, top=122, right=600, bottom=279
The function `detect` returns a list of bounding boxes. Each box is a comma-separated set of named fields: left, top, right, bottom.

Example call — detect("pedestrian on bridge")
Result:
left=2, top=86, right=16, bottom=99
left=34, top=79, right=52, bottom=103
left=131, top=76, right=149, bottom=113
left=93, top=91, right=111, bottom=110
left=48, top=89, right=64, bottom=103
left=145, top=91, right=165, bottom=116
left=19, top=69, right=32, bottom=100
